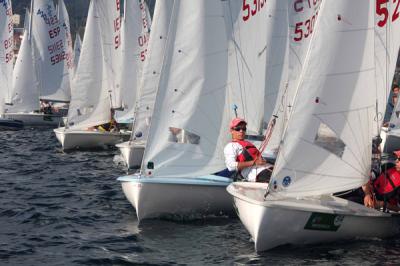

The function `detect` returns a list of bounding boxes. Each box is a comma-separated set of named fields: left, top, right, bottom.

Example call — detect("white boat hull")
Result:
left=118, top=174, right=234, bottom=221
left=227, top=182, right=400, bottom=252
left=54, top=127, right=131, bottom=150
left=4, top=112, right=62, bottom=127
left=116, top=140, right=145, bottom=169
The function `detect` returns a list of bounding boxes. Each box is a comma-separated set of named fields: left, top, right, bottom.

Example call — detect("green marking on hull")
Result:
left=304, top=212, right=344, bottom=231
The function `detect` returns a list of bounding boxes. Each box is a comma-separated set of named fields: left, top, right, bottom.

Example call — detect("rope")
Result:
left=258, top=115, right=277, bottom=154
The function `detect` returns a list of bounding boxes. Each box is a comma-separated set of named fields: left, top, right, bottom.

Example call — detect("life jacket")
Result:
left=373, top=167, right=400, bottom=201
left=233, top=140, right=260, bottom=162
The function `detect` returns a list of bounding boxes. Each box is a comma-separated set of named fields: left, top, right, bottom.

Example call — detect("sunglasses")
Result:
left=232, top=126, right=247, bottom=132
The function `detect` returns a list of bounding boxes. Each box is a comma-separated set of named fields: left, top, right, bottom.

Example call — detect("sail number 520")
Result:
left=376, top=0, right=400, bottom=27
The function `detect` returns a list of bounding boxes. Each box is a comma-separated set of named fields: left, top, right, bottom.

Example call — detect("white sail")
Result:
left=8, top=9, right=40, bottom=113
left=57, top=0, right=74, bottom=95
left=130, top=0, right=174, bottom=140
left=67, top=0, right=120, bottom=129
left=31, top=0, right=70, bottom=102
left=73, top=34, right=81, bottom=76
left=141, top=0, right=270, bottom=177
left=115, top=0, right=152, bottom=122
left=0, top=0, right=14, bottom=113
left=267, top=0, right=322, bottom=151
left=269, top=0, right=375, bottom=198
left=142, top=0, right=152, bottom=31
left=375, top=1, right=400, bottom=130
left=263, top=0, right=288, bottom=128
left=98, top=0, right=121, bottom=109
left=141, top=1, right=229, bottom=177
left=225, top=1, right=269, bottom=134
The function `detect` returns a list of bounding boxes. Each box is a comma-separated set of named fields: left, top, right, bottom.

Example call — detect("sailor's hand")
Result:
left=254, top=157, right=267, bottom=166
left=364, top=194, right=375, bottom=208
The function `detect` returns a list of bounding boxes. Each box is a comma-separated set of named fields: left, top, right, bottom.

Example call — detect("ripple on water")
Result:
left=2, top=129, right=400, bottom=265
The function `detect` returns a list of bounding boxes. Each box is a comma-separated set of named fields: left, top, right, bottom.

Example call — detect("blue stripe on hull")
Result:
left=117, top=174, right=232, bottom=186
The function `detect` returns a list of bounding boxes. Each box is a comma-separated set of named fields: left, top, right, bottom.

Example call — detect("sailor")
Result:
left=371, top=150, right=400, bottom=212
left=383, top=85, right=400, bottom=127
left=224, top=118, right=273, bottom=182
left=40, top=100, right=53, bottom=114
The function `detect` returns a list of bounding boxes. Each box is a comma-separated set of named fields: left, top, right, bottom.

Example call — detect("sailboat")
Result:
left=118, top=0, right=272, bottom=220
left=0, top=0, right=23, bottom=130
left=54, top=0, right=129, bottom=150
left=227, top=0, right=400, bottom=252
left=116, top=0, right=173, bottom=169
left=4, top=0, right=72, bottom=127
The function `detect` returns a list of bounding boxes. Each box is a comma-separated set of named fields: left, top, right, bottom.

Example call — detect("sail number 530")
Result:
left=376, top=0, right=400, bottom=27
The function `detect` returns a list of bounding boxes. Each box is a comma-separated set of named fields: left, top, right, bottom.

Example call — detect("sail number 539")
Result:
left=376, top=0, right=400, bottom=27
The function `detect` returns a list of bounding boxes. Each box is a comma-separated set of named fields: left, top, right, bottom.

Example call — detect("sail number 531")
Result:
left=242, top=0, right=266, bottom=22
left=376, top=0, right=400, bottom=27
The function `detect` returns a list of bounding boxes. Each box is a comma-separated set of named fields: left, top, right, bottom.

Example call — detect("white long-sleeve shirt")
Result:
left=224, top=142, right=270, bottom=182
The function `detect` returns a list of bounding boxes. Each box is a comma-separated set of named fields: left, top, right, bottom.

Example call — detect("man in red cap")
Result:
left=224, top=117, right=272, bottom=182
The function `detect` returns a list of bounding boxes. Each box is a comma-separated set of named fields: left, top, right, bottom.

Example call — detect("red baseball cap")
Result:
left=394, top=150, right=400, bottom=158
left=230, top=118, right=247, bottom=129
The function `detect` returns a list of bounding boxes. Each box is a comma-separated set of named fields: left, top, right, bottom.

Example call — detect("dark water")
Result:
left=1, top=128, right=400, bottom=265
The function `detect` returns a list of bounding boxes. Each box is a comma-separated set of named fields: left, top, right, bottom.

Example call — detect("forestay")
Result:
left=269, top=0, right=375, bottom=198
left=9, top=10, right=39, bottom=113
left=31, top=0, right=70, bottom=102
left=0, top=0, right=14, bottom=113
left=131, top=0, right=174, bottom=141
left=115, top=0, right=152, bottom=122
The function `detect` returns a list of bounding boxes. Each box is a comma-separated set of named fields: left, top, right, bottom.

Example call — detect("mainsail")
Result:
left=31, top=0, right=71, bottom=102
left=9, top=9, right=40, bottom=113
left=57, top=0, right=74, bottom=95
left=375, top=1, right=400, bottom=132
left=224, top=1, right=269, bottom=135
left=142, top=0, right=270, bottom=177
left=0, top=0, right=14, bottom=113
left=115, top=0, right=152, bottom=122
left=67, top=0, right=120, bottom=129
